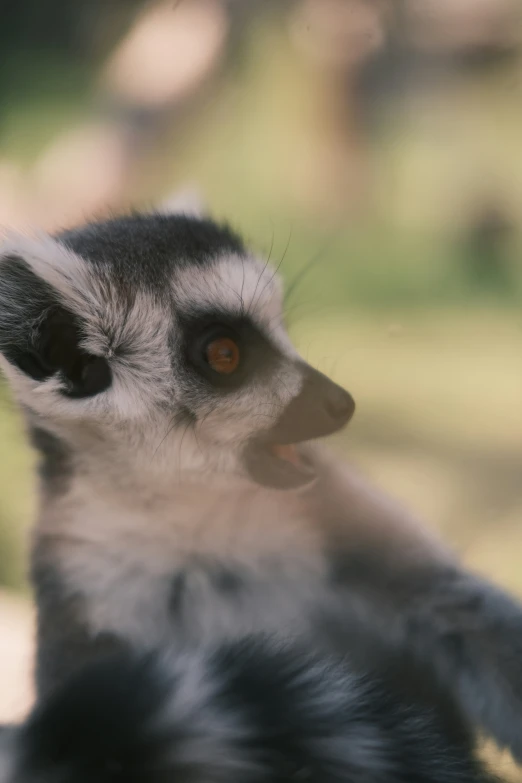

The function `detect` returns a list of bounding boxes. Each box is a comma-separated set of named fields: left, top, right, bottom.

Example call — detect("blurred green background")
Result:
left=0, top=0, right=521, bottom=600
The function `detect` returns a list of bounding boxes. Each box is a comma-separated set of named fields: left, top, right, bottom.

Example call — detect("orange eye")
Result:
left=205, top=337, right=240, bottom=375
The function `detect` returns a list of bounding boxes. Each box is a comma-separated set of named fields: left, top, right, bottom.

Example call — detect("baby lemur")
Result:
left=1, top=207, right=522, bottom=761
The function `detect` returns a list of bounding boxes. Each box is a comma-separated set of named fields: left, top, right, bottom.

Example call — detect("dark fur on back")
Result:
left=12, top=636, right=498, bottom=783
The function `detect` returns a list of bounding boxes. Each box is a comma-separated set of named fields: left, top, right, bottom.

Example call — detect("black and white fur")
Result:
left=5, top=635, right=499, bottom=783
left=1, top=203, right=522, bottom=760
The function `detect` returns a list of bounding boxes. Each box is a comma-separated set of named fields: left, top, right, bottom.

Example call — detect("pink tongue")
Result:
left=270, top=444, right=302, bottom=466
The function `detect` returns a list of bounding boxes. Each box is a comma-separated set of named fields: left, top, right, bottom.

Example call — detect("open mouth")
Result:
left=243, top=366, right=355, bottom=489
left=243, top=439, right=316, bottom=490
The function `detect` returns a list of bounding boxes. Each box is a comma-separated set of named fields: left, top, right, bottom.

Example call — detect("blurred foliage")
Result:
left=0, top=0, right=141, bottom=64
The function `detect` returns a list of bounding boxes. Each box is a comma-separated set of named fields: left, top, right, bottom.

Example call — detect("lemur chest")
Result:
left=41, top=484, right=330, bottom=648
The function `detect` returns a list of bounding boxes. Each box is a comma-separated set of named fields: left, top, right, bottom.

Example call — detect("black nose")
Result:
left=264, top=366, right=355, bottom=445
left=324, top=384, right=355, bottom=425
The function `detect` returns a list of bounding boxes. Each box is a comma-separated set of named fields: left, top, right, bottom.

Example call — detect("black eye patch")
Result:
left=180, top=312, right=281, bottom=392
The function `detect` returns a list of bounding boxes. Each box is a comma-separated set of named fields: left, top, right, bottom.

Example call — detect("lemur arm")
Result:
left=315, top=451, right=522, bottom=761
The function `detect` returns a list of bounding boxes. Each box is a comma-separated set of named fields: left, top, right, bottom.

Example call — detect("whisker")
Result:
left=252, top=224, right=293, bottom=313
left=284, top=233, right=340, bottom=306
left=275, top=374, right=294, bottom=400
left=262, top=299, right=323, bottom=338
left=177, top=418, right=195, bottom=480
left=247, top=222, right=274, bottom=317
left=151, top=413, right=180, bottom=462
left=219, top=272, right=245, bottom=311
left=239, top=255, right=246, bottom=316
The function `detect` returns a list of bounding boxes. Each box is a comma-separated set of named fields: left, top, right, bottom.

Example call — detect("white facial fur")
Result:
left=0, top=226, right=305, bottom=487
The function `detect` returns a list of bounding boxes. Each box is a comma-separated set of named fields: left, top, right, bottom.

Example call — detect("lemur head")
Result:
left=0, top=209, right=354, bottom=490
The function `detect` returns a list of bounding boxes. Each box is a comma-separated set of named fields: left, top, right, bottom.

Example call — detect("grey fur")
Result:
left=7, top=635, right=499, bottom=783
left=31, top=539, right=124, bottom=699
left=1, top=212, right=522, bottom=762
left=28, top=424, right=73, bottom=496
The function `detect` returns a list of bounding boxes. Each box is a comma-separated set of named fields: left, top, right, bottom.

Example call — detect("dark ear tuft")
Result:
left=0, top=255, right=111, bottom=398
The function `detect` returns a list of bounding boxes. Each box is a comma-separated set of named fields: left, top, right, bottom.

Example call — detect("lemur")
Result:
left=3, top=634, right=499, bottom=783
left=0, top=204, right=522, bottom=761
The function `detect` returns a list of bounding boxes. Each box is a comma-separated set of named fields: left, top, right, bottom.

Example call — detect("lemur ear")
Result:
left=0, top=248, right=111, bottom=399
left=157, top=184, right=207, bottom=218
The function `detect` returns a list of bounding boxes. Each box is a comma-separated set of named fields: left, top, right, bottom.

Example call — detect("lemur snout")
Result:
left=323, top=381, right=355, bottom=427
left=243, top=366, right=354, bottom=489
left=268, top=366, right=355, bottom=445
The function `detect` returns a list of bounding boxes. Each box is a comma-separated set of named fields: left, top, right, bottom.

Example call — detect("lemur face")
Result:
left=0, top=214, right=354, bottom=488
